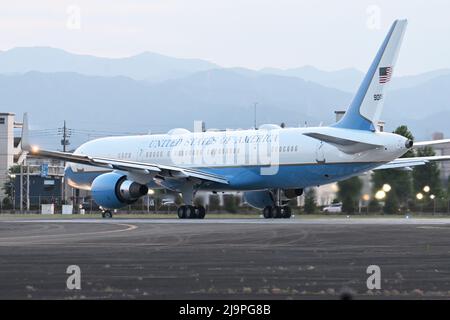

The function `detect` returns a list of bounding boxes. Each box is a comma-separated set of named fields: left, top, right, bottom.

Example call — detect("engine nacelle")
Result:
left=91, top=172, right=148, bottom=209
left=243, top=190, right=274, bottom=209
left=283, top=188, right=303, bottom=199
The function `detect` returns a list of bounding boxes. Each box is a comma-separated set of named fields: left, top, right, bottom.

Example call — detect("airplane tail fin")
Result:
left=333, top=19, right=407, bottom=131
left=21, top=112, right=31, bottom=152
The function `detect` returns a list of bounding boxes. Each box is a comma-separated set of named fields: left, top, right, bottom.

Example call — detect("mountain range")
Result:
left=0, top=47, right=449, bottom=147
left=0, top=47, right=218, bottom=82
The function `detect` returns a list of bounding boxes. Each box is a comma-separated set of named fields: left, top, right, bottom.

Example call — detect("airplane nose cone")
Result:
left=405, top=139, right=413, bottom=148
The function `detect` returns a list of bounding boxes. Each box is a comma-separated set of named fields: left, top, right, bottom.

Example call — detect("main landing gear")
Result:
left=262, top=189, right=293, bottom=219
left=177, top=205, right=206, bottom=219
left=262, top=206, right=292, bottom=219
left=176, top=182, right=206, bottom=219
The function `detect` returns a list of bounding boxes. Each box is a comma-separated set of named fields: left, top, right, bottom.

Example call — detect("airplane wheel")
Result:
left=103, top=210, right=113, bottom=219
left=263, top=206, right=273, bottom=219
left=196, top=206, right=206, bottom=219
left=273, top=206, right=283, bottom=219
left=282, top=206, right=292, bottom=219
left=185, top=205, right=196, bottom=219
left=177, top=206, right=186, bottom=219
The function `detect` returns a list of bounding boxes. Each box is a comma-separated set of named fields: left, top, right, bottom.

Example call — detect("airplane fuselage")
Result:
left=65, top=126, right=410, bottom=192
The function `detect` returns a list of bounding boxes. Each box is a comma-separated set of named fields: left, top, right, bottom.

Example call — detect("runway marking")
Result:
left=416, top=226, right=450, bottom=230
left=0, top=223, right=137, bottom=242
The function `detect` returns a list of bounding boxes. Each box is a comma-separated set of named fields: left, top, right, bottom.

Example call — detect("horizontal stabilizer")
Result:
left=303, top=131, right=382, bottom=154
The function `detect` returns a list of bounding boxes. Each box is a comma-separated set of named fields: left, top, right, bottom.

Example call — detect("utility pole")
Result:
left=60, top=121, right=70, bottom=153
left=19, top=159, right=29, bottom=213
left=58, top=121, right=71, bottom=206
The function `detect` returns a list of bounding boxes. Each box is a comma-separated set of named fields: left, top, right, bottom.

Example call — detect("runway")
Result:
left=1, top=217, right=450, bottom=299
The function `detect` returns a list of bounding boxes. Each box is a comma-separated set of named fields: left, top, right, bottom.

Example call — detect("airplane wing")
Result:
left=413, top=139, right=450, bottom=148
left=26, top=148, right=229, bottom=185
left=374, top=138, right=450, bottom=169
left=374, top=156, right=450, bottom=170
left=21, top=115, right=228, bottom=185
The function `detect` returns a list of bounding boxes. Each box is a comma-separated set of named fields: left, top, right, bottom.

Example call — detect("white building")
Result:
left=0, top=112, right=23, bottom=198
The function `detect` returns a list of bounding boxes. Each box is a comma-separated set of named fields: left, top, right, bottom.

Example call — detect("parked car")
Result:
left=323, top=203, right=342, bottom=213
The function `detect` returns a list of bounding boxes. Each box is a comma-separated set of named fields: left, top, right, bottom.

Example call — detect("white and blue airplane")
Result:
left=21, top=19, right=450, bottom=218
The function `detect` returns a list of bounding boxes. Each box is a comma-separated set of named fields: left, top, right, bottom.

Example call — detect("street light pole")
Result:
left=430, top=194, right=436, bottom=215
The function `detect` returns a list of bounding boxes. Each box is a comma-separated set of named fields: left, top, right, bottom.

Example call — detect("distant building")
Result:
left=12, top=174, right=63, bottom=208
left=7, top=155, right=66, bottom=210
left=433, top=132, right=444, bottom=140
left=0, top=112, right=70, bottom=211
left=0, top=112, right=24, bottom=198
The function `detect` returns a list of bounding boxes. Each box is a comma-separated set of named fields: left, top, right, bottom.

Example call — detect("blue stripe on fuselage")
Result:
left=198, top=162, right=379, bottom=190
left=66, top=162, right=381, bottom=191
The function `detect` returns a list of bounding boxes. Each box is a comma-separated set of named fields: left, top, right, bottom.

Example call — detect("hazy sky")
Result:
left=0, top=0, right=449, bottom=75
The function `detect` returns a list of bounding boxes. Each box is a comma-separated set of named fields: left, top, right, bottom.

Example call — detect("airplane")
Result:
left=21, top=19, right=450, bottom=219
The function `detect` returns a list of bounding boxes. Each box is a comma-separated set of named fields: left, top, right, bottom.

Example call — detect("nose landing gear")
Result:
left=101, top=210, right=113, bottom=219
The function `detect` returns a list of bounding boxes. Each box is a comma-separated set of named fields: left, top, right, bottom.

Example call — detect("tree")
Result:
left=368, top=199, right=381, bottom=213
left=303, top=188, right=317, bottom=214
left=2, top=165, right=20, bottom=199
left=194, top=196, right=205, bottom=207
left=383, top=190, right=399, bottom=214
left=445, top=176, right=450, bottom=203
left=371, top=125, right=414, bottom=213
left=150, top=189, right=165, bottom=211
left=2, top=198, right=12, bottom=210
left=223, top=194, right=239, bottom=213
left=337, top=176, right=362, bottom=214
left=446, top=176, right=450, bottom=196
left=208, top=194, right=220, bottom=212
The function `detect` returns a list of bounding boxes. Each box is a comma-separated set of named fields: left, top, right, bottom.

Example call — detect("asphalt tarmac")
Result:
left=1, top=217, right=450, bottom=299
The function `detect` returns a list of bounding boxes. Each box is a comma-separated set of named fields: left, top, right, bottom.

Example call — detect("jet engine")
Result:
left=91, top=172, right=148, bottom=209
left=283, top=188, right=303, bottom=199
left=243, top=190, right=275, bottom=209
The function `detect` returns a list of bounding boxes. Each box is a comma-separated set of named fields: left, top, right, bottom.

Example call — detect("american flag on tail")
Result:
left=379, top=66, right=392, bottom=84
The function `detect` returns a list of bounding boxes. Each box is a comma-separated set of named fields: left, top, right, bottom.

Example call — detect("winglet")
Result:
left=21, top=113, right=31, bottom=152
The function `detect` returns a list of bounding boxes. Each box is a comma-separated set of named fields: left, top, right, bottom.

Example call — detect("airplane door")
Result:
left=315, top=141, right=326, bottom=164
